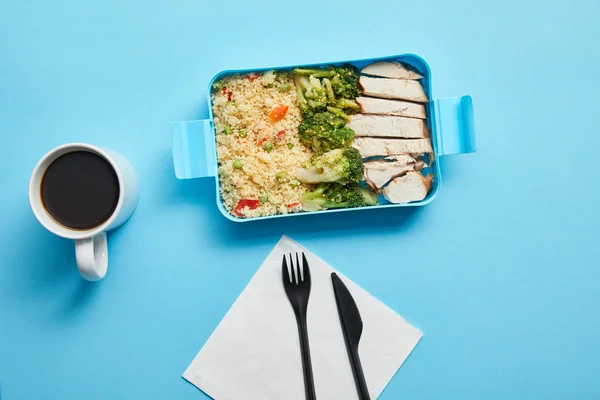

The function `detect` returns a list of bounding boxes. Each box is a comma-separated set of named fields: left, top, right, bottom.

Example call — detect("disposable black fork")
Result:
left=282, top=252, right=317, bottom=400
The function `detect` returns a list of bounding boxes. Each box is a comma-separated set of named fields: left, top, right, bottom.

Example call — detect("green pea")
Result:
left=276, top=171, right=287, bottom=180
left=287, top=143, right=294, bottom=150
left=238, top=130, right=247, bottom=138
left=213, top=81, right=224, bottom=91
left=223, top=125, right=233, bottom=135
left=263, top=142, right=273, bottom=152
left=226, top=101, right=235, bottom=107
left=260, top=193, right=269, bottom=204
left=290, top=179, right=300, bottom=188
left=232, top=160, right=242, bottom=169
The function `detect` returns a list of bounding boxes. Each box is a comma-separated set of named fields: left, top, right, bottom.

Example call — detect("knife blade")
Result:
left=331, top=273, right=371, bottom=400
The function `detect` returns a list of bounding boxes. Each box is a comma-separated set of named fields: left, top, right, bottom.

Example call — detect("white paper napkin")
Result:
left=183, top=235, right=423, bottom=400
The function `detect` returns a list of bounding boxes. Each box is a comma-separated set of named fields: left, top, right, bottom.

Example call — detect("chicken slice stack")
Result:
left=351, top=61, right=434, bottom=204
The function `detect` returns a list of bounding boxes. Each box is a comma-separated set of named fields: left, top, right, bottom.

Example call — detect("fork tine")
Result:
left=290, top=253, right=298, bottom=285
left=282, top=254, right=291, bottom=285
left=296, top=252, right=303, bottom=282
left=302, top=253, right=310, bottom=283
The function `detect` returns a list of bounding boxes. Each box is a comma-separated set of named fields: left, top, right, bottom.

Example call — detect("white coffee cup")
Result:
left=29, top=143, right=139, bottom=281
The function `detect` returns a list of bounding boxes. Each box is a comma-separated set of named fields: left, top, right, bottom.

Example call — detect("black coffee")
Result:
left=41, top=151, right=120, bottom=230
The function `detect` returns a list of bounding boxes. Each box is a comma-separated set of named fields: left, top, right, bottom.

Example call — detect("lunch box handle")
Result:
left=171, top=119, right=217, bottom=179
left=433, top=95, right=476, bottom=156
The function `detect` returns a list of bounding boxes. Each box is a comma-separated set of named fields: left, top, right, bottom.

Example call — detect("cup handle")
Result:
left=75, top=233, right=108, bottom=281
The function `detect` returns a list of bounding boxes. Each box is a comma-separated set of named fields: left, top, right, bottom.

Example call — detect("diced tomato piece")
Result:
left=275, top=130, right=286, bottom=141
left=233, top=199, right=260, bottom=217
left=236, top=199, right=260, bottom=210
left=268, top=104, right=289, bottom=122
left=287, top=202, right=301, bottom=209
left=221, top=86, right=233, bottom=101
left=248, top=72, right=261, bottom=82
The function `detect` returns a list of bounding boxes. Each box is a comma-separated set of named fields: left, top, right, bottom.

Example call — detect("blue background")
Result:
left=1, top=1, right=599, bottom=399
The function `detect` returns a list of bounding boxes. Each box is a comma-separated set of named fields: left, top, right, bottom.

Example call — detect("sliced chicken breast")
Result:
left=356, top=96, right=426, bottom=119
left=364, top=157, right=416, bottom=190
left=352, top=138, right=433, bottom=158
left=361, top=61, right=423, bottom=80
left=347, top=114, right=429, bottom=139
left=383, top=172, right=433, bottom=204
left=360, top=76, right=428, bottom=103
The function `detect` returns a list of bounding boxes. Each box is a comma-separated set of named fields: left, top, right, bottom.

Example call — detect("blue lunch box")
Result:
left=171, top=53, right=476, bottom=222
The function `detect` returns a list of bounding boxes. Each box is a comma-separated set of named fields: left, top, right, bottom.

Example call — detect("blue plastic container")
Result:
left=172, top=53, right=476, bottom=222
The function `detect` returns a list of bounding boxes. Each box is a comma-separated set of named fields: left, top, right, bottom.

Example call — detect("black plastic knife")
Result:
left=331, top=273, right=371, bottom=400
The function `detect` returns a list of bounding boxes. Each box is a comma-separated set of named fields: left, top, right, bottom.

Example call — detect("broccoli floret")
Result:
left=294, top=75, right=314, bottom=118
left=293, top=67, right=332, bottom=78
left=302, top=111, right=346, bottom=130
left=329, top=65, right=361, bottom=99
left=298, top=112, right=354, bottom=153
left=304, top=76, right=327, bottom=104
left=296, top=147, right=364, bottom=184
left=300, top=183, right=378, bottom=211
left=299, top=183, right=329, bottom=211
left=294, top=74, right=327, bottom=117
left=358, top=185, right=379, bottom=206
left=294, top=75, right=306, bottom=101
left=323, top=183, right=368, bottom=207
left=322, top=78, right=336, bottom=104
left=336, top=98, right=360, bottom=111
left=326, top=106, right=351, bottom=122
left=299, top=103, right=316, bottom=118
